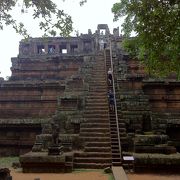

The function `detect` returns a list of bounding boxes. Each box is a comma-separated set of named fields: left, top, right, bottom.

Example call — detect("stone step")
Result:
left=80, top=132, right=110, bottom=137
left=85, top=110, right=109, bottom=114
left=80, top=137, right=111, bottom=142
left=112, top=153, right=121, bottom=159
left=74, top=157, right=112, bottom=163
left=110, top=120, right=119, bottom=124
left=90, top=74, right=106, bottom=76
left=110, top=123, right=126, bottom=129
left=81, top=128, right=110, bottom=133
left=89, top=83, right=107, bottom=86
left=86, top=95, right=108, bottom=99
left=93, top=63, right=105, bottom=65
left=90, top=75, right=106, bottom=78
left=86, top=103, right=108, bottom=107
left=84, top=147, right=111, bottom=152
left=85, top=142, right=111, bottom=147
left=88, top=91, right=107, bottom=95
left=74, top=152, right=111, bottom=158
left=85, top=101, right=108, bottom=105
left=88, top=81, right=106, bottom=84
left=111, top=148, right=121, bottom=153
left=111, top=140, right=119, bottom=145
left=92, top=67, right=105, bottom=69
left=112, top=157, right=121, bottom=162
left=111, top=134, right=119, bottom=139
left=109, top=114, right=116, bottom=118
left=110, top=127, right=126, bottom=133
left=111, top=132, right=127, bottom=138
left=83, top=118, right=109, bottom=123
left=89, top=77, right=106, bottom=80
left=73, top=162, right=111, bottom=169
left=90, top=78, right=106, bottom=81
left=112, top=162, right=122, bottom=166
left=111, top=130, right=118, bottom=134
left=85, top=107, right=109, bottom=111
left=86, top=101, right=108, bottom=105
left=111, top=144, right=120, bottom=149
left=89, top=88, right=107, bottom=92
left=89, top=88, right=107, bottom=91
left=84, top=114, right=109, bottom=118
left=83, top=121, right=109, bottom=124
left=81, top=123, right=110, bottom=128
left=89, top=82, right=107, bottom=85
left=91, top=71, right=106, bottom=74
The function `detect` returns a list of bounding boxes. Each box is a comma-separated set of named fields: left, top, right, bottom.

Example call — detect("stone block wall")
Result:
left=0, top=38, right=91, bottom=156
left=114, top=54, right=150, bottom=134
left=113, top=48, right=180, bottom=153
left=19, top=36, right=95, bottom=57
left=11, top=56, right=84, bottom=80
left=0, top=119, right=43, bottom=156
left=142, top=82, right=180, bottom=151
left=143, top=81, right=180, bottom=112
left=0, top=83, right=65, bottom=118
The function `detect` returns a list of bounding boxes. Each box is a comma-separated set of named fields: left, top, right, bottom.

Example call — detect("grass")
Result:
left=107, top=173, right=114, bottom=180
left=0, top=156, right=19, bottom=168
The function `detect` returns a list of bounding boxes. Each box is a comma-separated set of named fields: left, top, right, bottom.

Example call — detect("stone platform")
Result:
left=19, top=152, right=73, bottom=173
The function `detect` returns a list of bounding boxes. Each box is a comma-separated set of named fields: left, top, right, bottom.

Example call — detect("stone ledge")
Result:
left=0, top=118, right=49, bottom=124
left=124, top=152, right=180, bottom=172
left=20, top=151, right=73, bottom=173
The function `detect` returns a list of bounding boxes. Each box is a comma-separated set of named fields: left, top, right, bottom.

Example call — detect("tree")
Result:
left=0, top=0, right=75, bottom=37
left=112, top=0, right=180, bottom=78
left=0, top=0, right=89, bottom=37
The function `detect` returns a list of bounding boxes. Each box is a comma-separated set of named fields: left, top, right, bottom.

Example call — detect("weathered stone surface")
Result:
left=0, top=24, right=180, bottom=170
left=20, top=152, right=73, bottom=173
left=133, top=153, right=180, bottom=172
left=134, top=135, right=168, bottom=146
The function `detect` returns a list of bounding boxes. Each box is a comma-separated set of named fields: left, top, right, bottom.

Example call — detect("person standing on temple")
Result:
left=108, top=90, right=115, bottom=112
left=108, top=68, right=113, bottom=85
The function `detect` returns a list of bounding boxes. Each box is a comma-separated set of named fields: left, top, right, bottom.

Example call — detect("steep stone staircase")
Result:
left=105, top=49, right=122, bottom=166
left=73, top=53, right=112, bottom=168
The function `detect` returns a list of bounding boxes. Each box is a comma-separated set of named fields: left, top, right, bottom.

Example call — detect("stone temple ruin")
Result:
left=0, top=24, right=180, bottom=172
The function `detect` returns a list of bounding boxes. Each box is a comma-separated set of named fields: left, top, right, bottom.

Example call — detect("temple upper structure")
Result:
left=18, top=24, right=119, bottom=58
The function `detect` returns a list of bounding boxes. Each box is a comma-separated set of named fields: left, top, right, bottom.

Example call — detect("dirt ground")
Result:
left=128, top=173, right=180, bottom=180
left=11, top=169, right=180, bottom=180
left=10, top=169, right=111, bottom=180
left=9, top=168, right=180, bottom=180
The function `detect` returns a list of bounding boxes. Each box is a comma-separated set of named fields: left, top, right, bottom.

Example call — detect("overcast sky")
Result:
left=0, top=0, right=122, bottom=78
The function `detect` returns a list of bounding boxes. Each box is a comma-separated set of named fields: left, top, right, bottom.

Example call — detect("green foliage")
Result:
left=112, top=0, right=180, bottom=78
left=0, top=0, right=73, bottom=37
left=122, top=37, right=140, bottom=58
left=108, top=173, right=114, bottom=180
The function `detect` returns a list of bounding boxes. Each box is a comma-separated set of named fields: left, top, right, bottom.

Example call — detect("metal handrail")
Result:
left=109, top=41, right=122, bottom=160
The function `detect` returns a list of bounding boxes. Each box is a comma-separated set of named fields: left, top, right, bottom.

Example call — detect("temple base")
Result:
left=20, top=152, right=73, bottom=173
